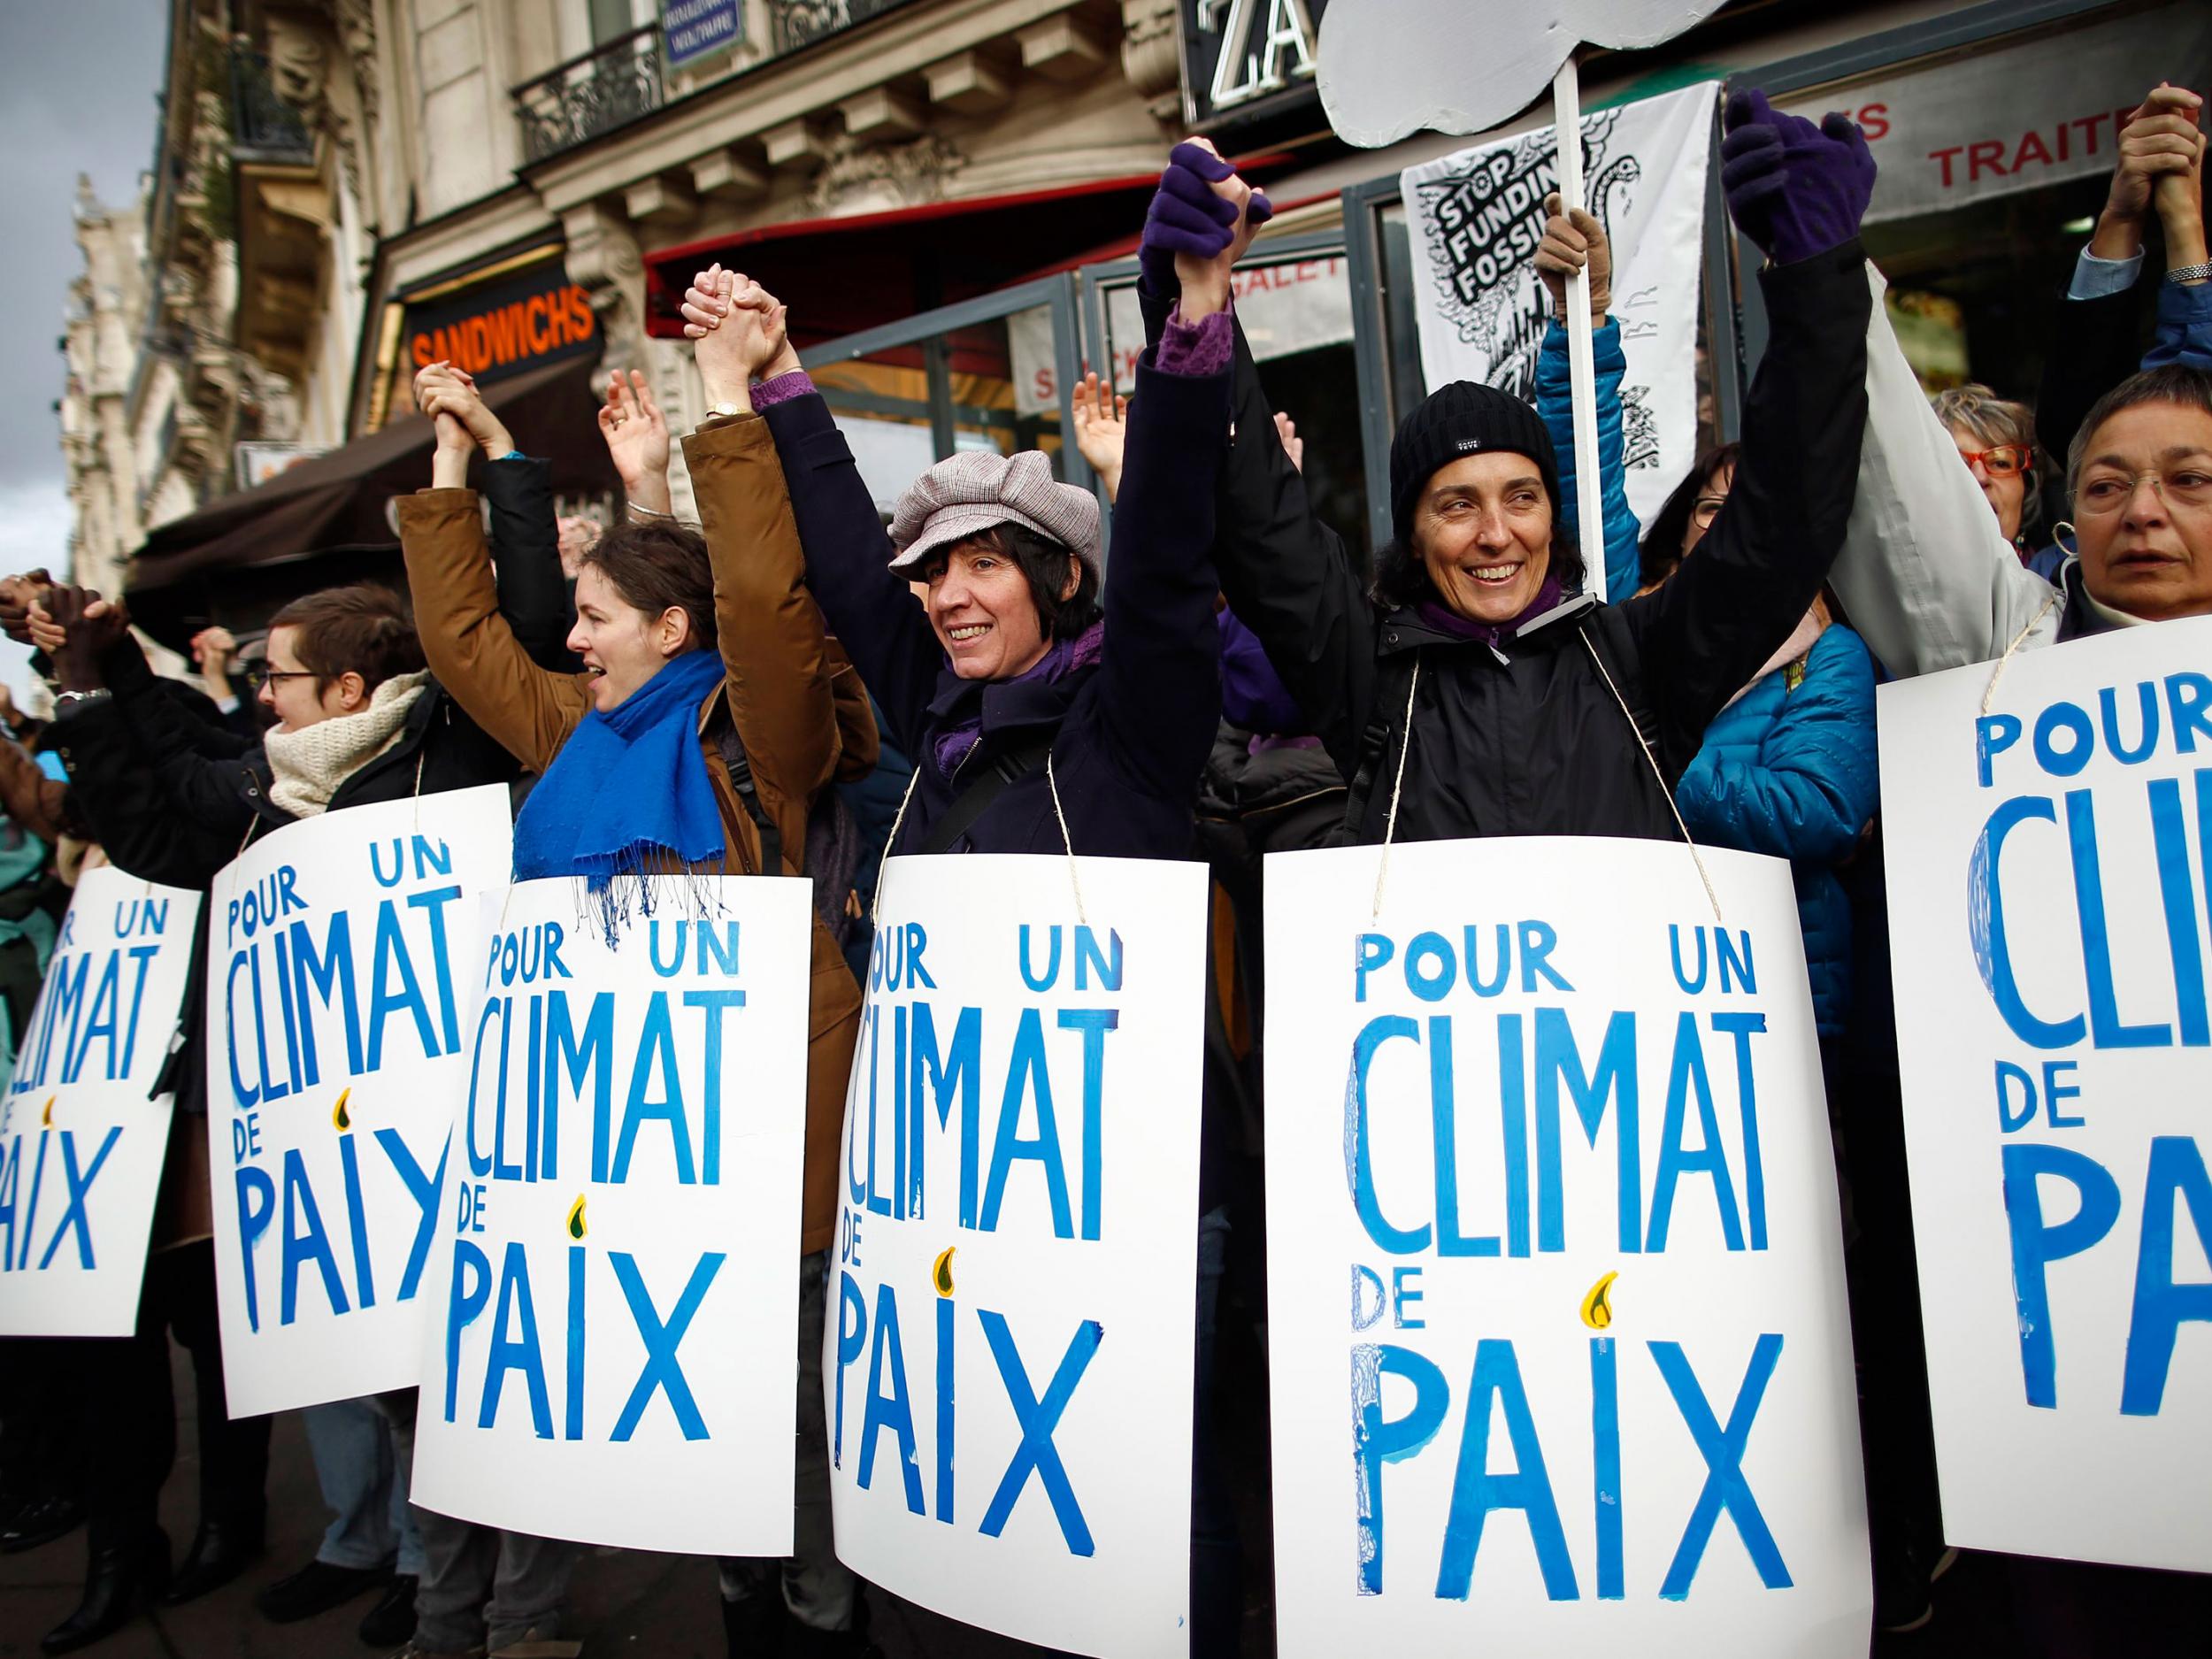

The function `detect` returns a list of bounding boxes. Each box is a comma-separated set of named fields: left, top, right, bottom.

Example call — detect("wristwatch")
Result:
left=52, top=688, right=112, bottom=713
left=2170, top=262, right=2212, bottom=285
left=707, top=402, right=746, bottom=419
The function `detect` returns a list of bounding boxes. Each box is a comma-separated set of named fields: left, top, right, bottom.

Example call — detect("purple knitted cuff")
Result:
left=751, top=368, right=816, bottom=409
left=1155, top=302, right=1233, bottom=378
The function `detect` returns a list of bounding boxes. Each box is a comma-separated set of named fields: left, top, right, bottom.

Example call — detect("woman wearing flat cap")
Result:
left=1138, top=99, right=1878, bottom=847
left=680, top=213, right=1248, bottom=860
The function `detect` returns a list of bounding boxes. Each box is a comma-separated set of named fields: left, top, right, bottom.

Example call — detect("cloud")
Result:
left=1317, top=0, right=1727, bottom=148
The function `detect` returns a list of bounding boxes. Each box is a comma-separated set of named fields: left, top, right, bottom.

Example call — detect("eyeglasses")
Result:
left=244, top=667, right=316, bottom=691
left=1957, top=444, right=2032, bottom=479
left=2076, top=466, right=2212, bottom=517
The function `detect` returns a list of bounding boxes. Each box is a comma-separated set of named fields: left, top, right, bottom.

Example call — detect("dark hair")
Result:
left=578, top=521, right=718, bottom=652
left=2069, top=365, right=2212, bottom=497
left=1637, top=442, right=1741, bottom=589
left=923, top=523, right=1102, bottom=641
left=267, top=584, right=425, bottom=695
left=1371, top=520, right=1585, bottom=611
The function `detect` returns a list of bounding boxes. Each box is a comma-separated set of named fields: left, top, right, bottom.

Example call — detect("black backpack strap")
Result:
left=922, top=737, right=1053, bottom=855
left=1338, top=653, right=1415, bottom=843
left=719, top=737, right=784, bottom=877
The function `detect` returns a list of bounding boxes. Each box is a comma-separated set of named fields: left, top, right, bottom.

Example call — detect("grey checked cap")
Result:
left=887, top=449, right=1101, bottom=576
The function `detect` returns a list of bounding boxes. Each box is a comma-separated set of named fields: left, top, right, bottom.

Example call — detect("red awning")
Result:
left=642, top=173, right=1160, bottom=345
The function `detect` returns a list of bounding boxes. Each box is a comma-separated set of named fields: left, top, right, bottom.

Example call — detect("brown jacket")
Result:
left=396, top=411, right=873, bottom=1256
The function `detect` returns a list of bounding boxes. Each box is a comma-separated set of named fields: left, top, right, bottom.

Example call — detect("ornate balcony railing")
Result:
left=229, top=45, right=313, bottom=164
left=512, top=25, right=664, bottom=165
left=766, top=0, right=918, bottom=58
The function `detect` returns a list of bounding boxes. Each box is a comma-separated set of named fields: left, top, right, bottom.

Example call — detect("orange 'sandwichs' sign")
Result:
left=409, top=283, right=597, bottom=378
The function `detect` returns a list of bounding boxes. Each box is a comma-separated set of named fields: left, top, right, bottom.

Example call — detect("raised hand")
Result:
left=2096, top=86, right=2205, bottom=247
left=191, top=626, right=237, bottom=690
left=1071, top=372, right=1129, bottom=499
left=1163, top=139, right=1271, bottom=319
left=1140, top=140, right=1274, bottom=299
left=1720, top=88, right=1875, bottom=265
left=1534, top=191, right=1612, bottom=323
left=33, top=585, right=129, bottom=694
left=412, top=360, right=515, bottom=458
left=0, top=570, right=51, bottom=648
left=598, top=369, right=671, bottom=492
left=1272, top=411, right=1304, bottom=474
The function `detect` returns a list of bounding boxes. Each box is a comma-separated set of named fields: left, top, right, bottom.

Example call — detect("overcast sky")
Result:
left=0, top=1, right=167, bottom=697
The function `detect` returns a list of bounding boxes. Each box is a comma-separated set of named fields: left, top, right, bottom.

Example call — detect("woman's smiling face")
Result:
left=922, top=537, right=1070, bottom=680
left=1413, top=453, right=1555, bottom=625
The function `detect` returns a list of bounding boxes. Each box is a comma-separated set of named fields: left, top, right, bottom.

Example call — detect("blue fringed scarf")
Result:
left=512, top=649, right=729, bottom=910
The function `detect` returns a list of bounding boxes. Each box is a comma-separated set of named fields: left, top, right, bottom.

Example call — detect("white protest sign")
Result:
left=827, top=855, right=1207, bottom=1658
left=205, top=786, right=512, bottom=1417
left=1264, top=838, right=1870, bottom=1656
left=0, top=868, right=201, bottom=1336
left=1878, top=618, right=2212, bottom=1571
left=411, top=876, right=813, bottom=1554
left=1399, top=81, right=1717, bottom=532
left=1317, top=0, right=1728, bottom=148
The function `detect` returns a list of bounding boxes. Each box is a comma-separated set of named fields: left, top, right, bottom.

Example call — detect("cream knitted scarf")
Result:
left=264, top=671, right=429, bottom=818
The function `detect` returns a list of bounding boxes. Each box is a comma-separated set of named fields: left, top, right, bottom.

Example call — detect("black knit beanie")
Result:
left=1389, top=380, right=1562, bottom=549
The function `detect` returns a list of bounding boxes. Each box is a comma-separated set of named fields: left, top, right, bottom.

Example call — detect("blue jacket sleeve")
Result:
left=1537, top=318, right=1640, bottom=604
left=1675, top=623, right=1878, bottom=865
left=2143, top=279, right=2212, bottom=371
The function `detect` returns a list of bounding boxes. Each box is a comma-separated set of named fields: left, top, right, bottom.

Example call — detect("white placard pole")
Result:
left=1553, top=55, right=1607, bottom=597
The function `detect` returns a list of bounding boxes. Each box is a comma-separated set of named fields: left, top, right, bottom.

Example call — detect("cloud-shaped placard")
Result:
left=1317, top=0, right=1729, bottom=148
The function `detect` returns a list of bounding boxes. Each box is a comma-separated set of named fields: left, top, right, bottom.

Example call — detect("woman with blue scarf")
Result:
left=398, top=297, right=877, bottom=1659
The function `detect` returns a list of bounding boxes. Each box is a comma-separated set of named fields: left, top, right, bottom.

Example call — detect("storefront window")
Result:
left=1094, top=244, right=1371, bottom=549
left=1776, top=2, right=2208, bottom=408
left=811, top=302, right=1068, bottom=514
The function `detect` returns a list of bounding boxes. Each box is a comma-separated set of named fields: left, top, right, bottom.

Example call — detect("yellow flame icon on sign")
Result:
left=40, top=1096, right=55, bottom=1128
left=932, top=1246, right=956, bottom=1298
left=566, top=1195, right=588, bottom=1240
left=332, top=1089, right=352, bottom=1132
left=1580, top=1271, right=1618, bottom=1332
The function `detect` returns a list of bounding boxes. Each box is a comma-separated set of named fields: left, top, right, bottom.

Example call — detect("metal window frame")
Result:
left=1724, top=0, right=2123, bottom=378
left=1073, top=228, right=1357, bottom=544
left=1342, top=172, right=1403, bottom=550
left=798, top=271, right=1095, bottom=494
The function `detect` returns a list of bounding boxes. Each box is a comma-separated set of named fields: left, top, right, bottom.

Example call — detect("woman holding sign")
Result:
left=676, top=175, right=1243, bottom=1651
left=1141, top=96, right=1875, bottom=849
left=29, top=580, right=520, bottom=1654
left=399, top=312, right=877, bottom=1658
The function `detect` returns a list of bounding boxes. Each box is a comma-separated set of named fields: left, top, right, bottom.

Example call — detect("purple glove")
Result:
left=1138, top=142, right=1273, bottom=296
left=1720, top=88, right=1875, bottom=265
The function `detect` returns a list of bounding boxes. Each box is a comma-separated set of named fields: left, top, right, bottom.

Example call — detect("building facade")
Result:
left=61, top=0, right=2208, bottom=642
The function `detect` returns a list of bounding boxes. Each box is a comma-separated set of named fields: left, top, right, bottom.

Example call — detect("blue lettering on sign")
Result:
left=1350, top=1333, right=1789, bottom=1601
left=1340, top=1008, right=1768, bottom=1262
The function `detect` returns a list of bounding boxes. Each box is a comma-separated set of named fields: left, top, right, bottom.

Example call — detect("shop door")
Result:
left=797, top=274, right=1092, bottom=522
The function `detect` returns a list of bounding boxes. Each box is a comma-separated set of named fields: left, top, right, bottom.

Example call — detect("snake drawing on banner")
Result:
left=1410, top=111, right=1657, bottom=470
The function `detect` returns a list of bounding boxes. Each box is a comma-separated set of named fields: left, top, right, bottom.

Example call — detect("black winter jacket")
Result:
left=763, top=349, right=1229, bottom=858
left=54, top=639, right=517, bottom=1116
left=1164, top=240, right=1873, bottom=844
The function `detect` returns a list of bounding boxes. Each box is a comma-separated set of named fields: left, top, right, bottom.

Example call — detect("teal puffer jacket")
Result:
left=1675, top=622, right=1878, bottom=1035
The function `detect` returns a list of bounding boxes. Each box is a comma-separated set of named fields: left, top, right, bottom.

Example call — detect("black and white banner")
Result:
left=1400, top=81, right=1717, bottom=530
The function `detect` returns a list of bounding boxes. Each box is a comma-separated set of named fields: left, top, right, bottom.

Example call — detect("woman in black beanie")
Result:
left=1146, top=91, right=1878, bottom=846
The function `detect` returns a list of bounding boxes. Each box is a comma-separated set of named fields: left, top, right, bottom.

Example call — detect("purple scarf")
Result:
left=1416, top=572, right=1564, bottom=651
left=933, top=622, right=1105, bottom=777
